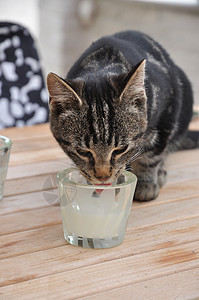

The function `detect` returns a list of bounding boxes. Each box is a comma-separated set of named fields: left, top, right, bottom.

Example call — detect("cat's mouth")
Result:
left=81, top=166, right=125, bottom=186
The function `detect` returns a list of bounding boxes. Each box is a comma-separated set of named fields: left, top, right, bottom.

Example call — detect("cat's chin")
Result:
left=88, top=179, right=114, bottom=186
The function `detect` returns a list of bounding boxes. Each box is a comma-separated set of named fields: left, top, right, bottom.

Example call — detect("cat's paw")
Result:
left=158, top=169, right=167, bottom=188
left=134, top=181, right=159, bottom=201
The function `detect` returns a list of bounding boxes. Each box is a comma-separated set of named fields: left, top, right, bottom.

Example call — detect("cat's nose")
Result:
left=94, top=165, right=111, bottom=182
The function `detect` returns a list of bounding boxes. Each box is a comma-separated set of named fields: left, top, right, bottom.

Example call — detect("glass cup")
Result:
left=57, top=168, right=137, bottom=249
left=0, top=136, right=12, bottom=200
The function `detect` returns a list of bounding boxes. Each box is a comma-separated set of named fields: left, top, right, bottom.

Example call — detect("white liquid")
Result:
left=60, top=187, right=130, bottom=239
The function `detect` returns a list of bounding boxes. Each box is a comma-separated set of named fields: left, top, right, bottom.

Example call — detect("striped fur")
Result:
left=47, top=31, right=198, bottom=201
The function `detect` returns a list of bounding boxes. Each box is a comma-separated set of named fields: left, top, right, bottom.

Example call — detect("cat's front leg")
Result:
left=135, top=181, right=159, bottom=201
left=130, top=157, right=166, bottom=201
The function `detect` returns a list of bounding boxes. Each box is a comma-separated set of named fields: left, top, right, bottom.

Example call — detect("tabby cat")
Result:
left=47, top=30, right=199, bottom=201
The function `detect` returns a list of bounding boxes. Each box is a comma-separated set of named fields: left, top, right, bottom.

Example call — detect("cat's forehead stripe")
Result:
left=84, top=78, right=115, bottom=145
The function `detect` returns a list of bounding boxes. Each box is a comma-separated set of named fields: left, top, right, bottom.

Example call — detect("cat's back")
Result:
left=67, top=30, right=173, bottom=80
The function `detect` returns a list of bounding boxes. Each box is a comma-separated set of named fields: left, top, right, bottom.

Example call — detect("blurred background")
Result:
left=0, top=0, right=199, bottom=125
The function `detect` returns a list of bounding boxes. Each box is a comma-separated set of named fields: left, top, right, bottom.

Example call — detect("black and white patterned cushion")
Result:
left=0, top=22, right=49, bottom=129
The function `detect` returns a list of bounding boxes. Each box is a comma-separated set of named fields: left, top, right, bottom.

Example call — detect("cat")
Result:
left=47, top=30, right=199, bottom=201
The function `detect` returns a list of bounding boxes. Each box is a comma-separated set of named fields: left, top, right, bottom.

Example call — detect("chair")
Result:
left=0, top=22, right=49, bottom=129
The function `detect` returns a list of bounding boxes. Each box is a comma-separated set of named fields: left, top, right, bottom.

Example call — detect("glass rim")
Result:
left=0, top=135, right=12, bottom=150
left=57, top=167, right=137, bottom=189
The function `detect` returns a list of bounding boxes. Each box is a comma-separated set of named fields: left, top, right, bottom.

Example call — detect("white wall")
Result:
left=0, top=0, right=40, bottom=39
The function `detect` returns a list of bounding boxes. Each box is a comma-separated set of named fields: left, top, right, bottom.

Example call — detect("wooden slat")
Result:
left=11, top=136, right=57, bottom=153
left=6, top=158, right=72, bottom=180
left=166, top=163, right=199, bottom=184
left=129, top=196, right=199, bottom=229
left=0, top=224, right=64, bottom=260
left=80, top=268, right=199, bottom=300
left=0, top=190, right=59, bottom=216
left=0, top=241, right=199, bottom=299
left=0, top=206, right=61, bottom=236
left=9, top=147, right=65, bottom=166
left=166, top=149, right=199, bottom=168
left=3, top=174, right=58, bottom=197
left=0, top=123, right=50, bottom=140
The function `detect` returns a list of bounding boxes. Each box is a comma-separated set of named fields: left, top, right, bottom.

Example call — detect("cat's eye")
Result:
left=110, top=145, right=128, bottom=166
left=76, top=148, right=95, bottom=165
left=111, top=145, right=128, bottom=159
left=76, top=148, right=91, bottom=157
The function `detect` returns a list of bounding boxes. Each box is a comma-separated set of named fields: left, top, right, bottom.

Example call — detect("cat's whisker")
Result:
left=129, top=147, right=144, bottom=164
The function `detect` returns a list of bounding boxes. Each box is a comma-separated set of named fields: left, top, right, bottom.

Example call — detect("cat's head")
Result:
left=47, top=59, right=147, bottom=184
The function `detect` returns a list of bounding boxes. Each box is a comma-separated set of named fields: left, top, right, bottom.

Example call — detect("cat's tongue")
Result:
left=95, top=183, right=112, bottom=194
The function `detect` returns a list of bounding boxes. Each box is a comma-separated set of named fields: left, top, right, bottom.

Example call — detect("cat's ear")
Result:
left=120, top=59, right=146, bottom=104
left=47, top=72, right=82, bottom=108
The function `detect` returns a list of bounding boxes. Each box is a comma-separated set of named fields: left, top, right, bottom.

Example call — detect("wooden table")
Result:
left=0, top=119, right=199, bottom=300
